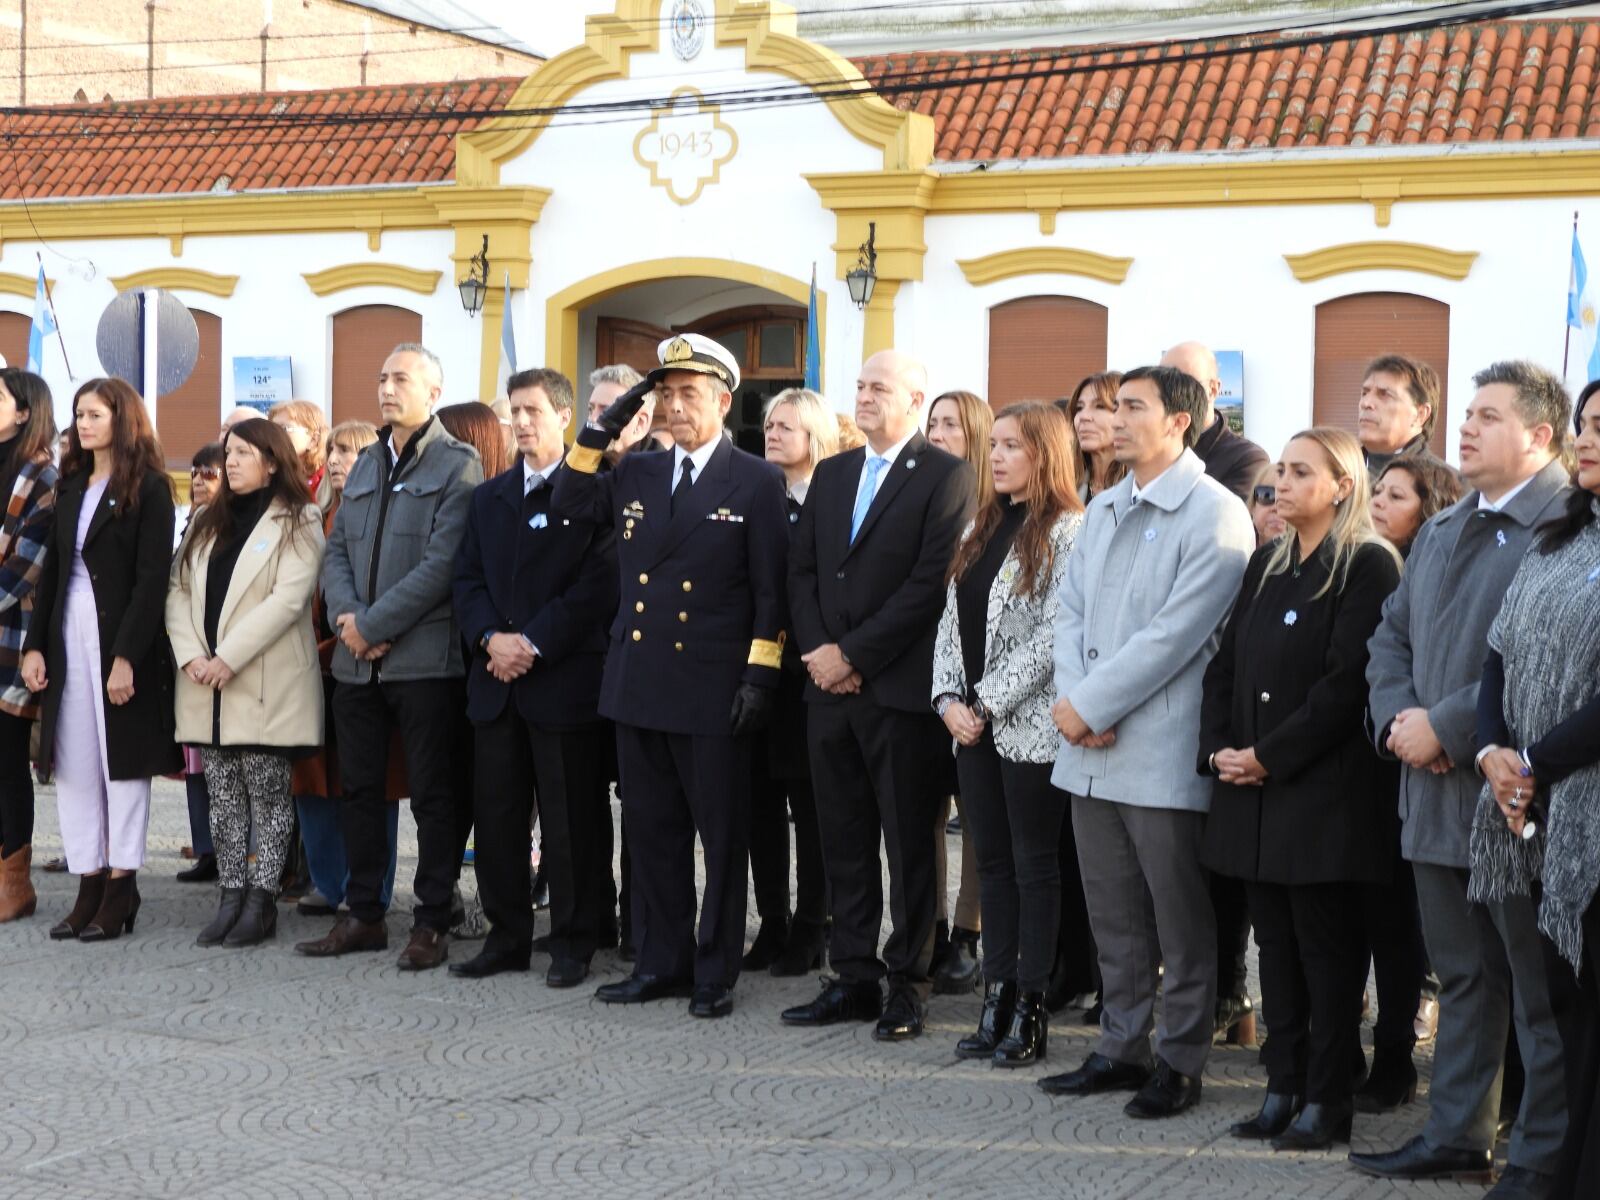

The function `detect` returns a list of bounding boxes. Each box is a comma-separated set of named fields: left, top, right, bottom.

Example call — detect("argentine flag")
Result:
left=26, top=264, right=56, bottom=373
left=496, top=272, right=517, bottom=398
left=1569, top=229, right=1600, bottom=387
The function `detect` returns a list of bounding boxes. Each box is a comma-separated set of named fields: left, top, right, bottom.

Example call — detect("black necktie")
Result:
left=671, top=457, right=694, bottom=516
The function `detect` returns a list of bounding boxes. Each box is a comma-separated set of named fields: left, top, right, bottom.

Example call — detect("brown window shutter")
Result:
left=987, top=296, right=1108, bottom=410
left=156, top=308, right=222, bottom=469
left=1314, top=293, right=1450, bottom=456
left=0, top=312, right=28, bottom=372
left=332, top=305, right=423, bottom=428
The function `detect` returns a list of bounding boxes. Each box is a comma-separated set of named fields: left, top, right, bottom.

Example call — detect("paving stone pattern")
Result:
left=2, top=781, right=1492, bottom=1199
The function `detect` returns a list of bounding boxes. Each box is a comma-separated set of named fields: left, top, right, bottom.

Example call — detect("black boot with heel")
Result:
left=993, top=991, right=1048, bottom=1067
left=49, top=872, right=107, bottom=940
left=78, top=872, right=140, bottom=942
left=196, top=887, right=247, bottom=947
left=957, top=980, right=1016, bottom=1059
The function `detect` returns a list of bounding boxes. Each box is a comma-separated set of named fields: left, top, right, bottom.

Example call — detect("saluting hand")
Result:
left=593, top=377, right=657, bottom=438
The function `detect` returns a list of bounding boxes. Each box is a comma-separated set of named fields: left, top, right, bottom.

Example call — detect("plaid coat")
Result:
left=0, top=456, right=58, bottom=719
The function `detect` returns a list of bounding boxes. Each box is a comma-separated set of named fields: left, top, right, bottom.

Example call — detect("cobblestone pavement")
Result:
left=0, top=781, right=1494, bottom=1199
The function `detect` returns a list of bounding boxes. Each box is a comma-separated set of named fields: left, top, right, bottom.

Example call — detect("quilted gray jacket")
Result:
left=932, top=510, right=1083, bottom=763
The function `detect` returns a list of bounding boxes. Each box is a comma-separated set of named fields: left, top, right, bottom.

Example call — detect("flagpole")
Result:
left=37, top=252, right=74, bottom=379
left=1566, top=210, right=1578, bottom=380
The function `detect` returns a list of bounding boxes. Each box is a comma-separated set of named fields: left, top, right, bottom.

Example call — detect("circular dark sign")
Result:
left=95, top=289, right=199, bottom=398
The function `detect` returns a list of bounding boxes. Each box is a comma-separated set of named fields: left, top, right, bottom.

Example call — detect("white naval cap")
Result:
left=650, top=332, right=740, bottom=392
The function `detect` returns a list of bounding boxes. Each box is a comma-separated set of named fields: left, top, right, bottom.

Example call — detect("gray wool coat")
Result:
left=1366, top=459, right=1572, bottom=868
left=1052, top=449, right=1255, bottom=811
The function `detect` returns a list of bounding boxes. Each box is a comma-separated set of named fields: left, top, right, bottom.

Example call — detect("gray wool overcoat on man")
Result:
left=1366, top=459, right=1572, bottom=868
left=1052, top=449, right=1256, bottom=810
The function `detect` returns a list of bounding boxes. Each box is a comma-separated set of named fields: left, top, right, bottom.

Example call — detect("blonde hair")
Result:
left=834, top=412, right=867, bottom=452
left=1258, top=426, right=1399, bottom=599
left=764, top=388, right=839, bottom=473
left=328, top=419, right=378, bottom=456
left=269, top=398, right=330, bottom=472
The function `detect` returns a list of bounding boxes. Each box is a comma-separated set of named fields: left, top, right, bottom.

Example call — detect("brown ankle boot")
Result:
left=50, top=871, right=107, bottom=939
left=79, top=872, right=140, bottom=942
left=0, top=845, right=36, bottom=922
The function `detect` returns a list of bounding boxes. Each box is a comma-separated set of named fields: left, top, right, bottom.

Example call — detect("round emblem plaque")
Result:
left=670, top=0, right=707, bottom=61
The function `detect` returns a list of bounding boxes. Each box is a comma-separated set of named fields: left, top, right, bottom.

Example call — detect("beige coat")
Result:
left=167, top=499, right=326, bottom=749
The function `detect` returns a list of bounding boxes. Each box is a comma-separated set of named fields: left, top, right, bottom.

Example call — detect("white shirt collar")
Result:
left=523, top=457, right=560, bottom=492
left=1477, top=472, right=1537, bottom=513
left=672, top=435, right=722, bottom=484
left=1130, top=455, right=1180, bottom=503
left=867, top=429, right=916, bottom=471
left=787, top=476, right=810, bottom=505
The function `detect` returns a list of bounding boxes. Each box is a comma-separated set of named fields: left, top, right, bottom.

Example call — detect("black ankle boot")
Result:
left=1230, top=1091, right=1302, bottom=1139
left=49, top=872, right=107, bottom=940
left=176, top=853, right=218, bottom=883
left=956, top=980, right=1017, bottom=1059
left=224, top=888, right=279, bottom=947
left=770, top=916, right=826, bottom=977
left=742, top=916, right=788, bottom=970
left=1354, top=1046, right=1418, bottom=1113
left=1271, top=1100, right=1353, bottom=1151
left=993, top=991, right=1048, bottom=1067
left=78, top=872, right=140, bottom=942
left=933, top=926, right=981, bottom=995
left=196, top=887, right=247, bottom=947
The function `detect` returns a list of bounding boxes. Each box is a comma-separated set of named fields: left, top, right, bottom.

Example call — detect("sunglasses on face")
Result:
left=191, top=466, right=220, bottom=481
left=1252, top=484, right=1276, bottom=506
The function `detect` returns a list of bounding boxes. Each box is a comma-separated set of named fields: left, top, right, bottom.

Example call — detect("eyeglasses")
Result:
left=1252, top=484, right=1276, bottom=506
left=190, top=466, right=220, bottom=481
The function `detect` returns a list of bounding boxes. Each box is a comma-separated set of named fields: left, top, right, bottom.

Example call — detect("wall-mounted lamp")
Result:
left=845, top=221, right=877, bottom=309
left=458, top=234, right=489, bottom=316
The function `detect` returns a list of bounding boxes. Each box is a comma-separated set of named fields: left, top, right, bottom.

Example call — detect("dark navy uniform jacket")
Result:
left=452, top=461, right=618, bottom=730
left=552, top=430, right=790, bottom=737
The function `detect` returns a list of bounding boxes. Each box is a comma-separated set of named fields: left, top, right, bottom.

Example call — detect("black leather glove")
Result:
left=593, top=376, right=656, bottom=438
left=729, top=682, right=776, bottom=737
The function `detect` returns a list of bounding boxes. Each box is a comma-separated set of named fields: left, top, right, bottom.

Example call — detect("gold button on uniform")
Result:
left=639, top=573, right=649, bottom=585
left=632, top=630, right=642, bottom=642
left=678, top=612, right=688, bottom=623
left=681, top=581, right=692, bottom=592
left=675, top=642, right=684, bottom=652
left=635, top=601, right=645, bottom=613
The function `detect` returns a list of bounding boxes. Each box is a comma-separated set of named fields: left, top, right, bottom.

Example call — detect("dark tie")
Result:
left=671, top=457, right=694, bottom=516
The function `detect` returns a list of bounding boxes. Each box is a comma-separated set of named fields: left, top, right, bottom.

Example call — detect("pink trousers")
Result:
left=53, top=585, right=150, bottom=873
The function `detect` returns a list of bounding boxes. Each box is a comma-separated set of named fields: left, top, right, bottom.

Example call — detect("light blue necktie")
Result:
left=850, top=455, right=887, bottom=543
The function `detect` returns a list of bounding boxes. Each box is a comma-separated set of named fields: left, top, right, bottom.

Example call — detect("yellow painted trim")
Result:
left=805, top=170, right=937, bottom=283
left=957, top=247, right=1133, bottom=286
left=109, top=268, right=239, bottom=297
left=0, top=271, right=51, bottom=299
left=631, top=87, right=740, bottom=206
left=544, top=256, right=826, bottom=393
left=862, top=278, right=899, bottom=359
left=302, top=263, right=443, bottom=297
left=747, top=637, right=784, bottom=670
left=1283, top=241, right=1479, bottom=283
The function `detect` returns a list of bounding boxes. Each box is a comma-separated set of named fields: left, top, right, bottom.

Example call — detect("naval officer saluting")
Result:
left=552, top=332, right=790, bottom=1019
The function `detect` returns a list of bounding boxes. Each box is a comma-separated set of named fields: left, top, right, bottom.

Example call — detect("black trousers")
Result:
left=808, top=697, right=943, bottom=994
left=748, top=759, right=826, bottom=928
left=1360, top=858, right=1428, bottom=1053
left=334, top=677, right=467, bottom=931
left=473, top=707, right=609, bottom=961
left=1213, top=873, right=1252, bottom=1000
left=955, top=732, right=1067, bottom=993
left=1247, top=879, right=1367, bottom=1102
left=616, top=724, right=750, bottom=988
left=0, top=710, right=34, bottom=856
left=1545, top=895, right=1600, bottom=1200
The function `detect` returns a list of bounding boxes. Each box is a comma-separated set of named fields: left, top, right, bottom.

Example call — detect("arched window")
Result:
left=331, top=305, right=422, bottom=428
left=0, top=312, right=28, bottom=371
left=156, top=307, right=223, bottom=469
left=1314, top=292, right=1449, bottom=456
left=987, top=296, right=1108, bottom=410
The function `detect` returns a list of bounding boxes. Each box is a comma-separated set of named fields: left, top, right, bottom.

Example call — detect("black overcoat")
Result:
left=1198, top=537, right=1401, bottom=885
left=25, top=467, right=181, bottom=779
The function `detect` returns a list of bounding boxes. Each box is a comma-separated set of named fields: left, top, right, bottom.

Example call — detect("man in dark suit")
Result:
left=449, top=368, right=618, bottom=987
left=553, top=333, right=790, bottom=1020
left=781, top=348, right=975, bottom=1041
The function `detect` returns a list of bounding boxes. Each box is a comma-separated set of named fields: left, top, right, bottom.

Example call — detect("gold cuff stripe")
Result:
left=566, top=444, right=603, bottom=474
left=747, top=638, right=784, bottom=670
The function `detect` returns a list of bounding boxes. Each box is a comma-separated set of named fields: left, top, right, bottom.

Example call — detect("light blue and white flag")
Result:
left=496, top=272, right=517, bottom=398
left=1568, top=228, right=1600, bottom=387
left=805, top=264, right=821, bottom=392
left=27, top=264, right=56, bottom=373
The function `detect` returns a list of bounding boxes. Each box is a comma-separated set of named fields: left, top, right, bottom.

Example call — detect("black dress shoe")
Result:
left=956, top=980, right=1017, bottom=1059
left=1038, top=1052, right=1150, bottom=1096
left=932, top=926, right=981, bottom=996
left=873, top=988, right=925, bottom=1042
left=1486, top=1165, right=1560, bottom=1199
left=1230, top=1091, right=1302, bottom=1139
left=1214, top=993, right=1256, bottom=1045
left=176, top=853, right=218, bottom=883
left=1272, top=1100, right=1352, bottom=1150
left=689, top=985, right=734, bottom=1019
left=449, top=946, right=532, bottom=978
left=594, top=974, right=693, bottom=1004
left=781, top=979, right=883, bottom=1026
left=1124, top=1059, right=1202, bottom=1118
left=1349, top=1135, right=1494, bottom=1181
left=742, top=918, right=787, bottom=971
left=1354, top=1047, right=1418, bottom=1113
left=545, top=956, right=588, bottom=988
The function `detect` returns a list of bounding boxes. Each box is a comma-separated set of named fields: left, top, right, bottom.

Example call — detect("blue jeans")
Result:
left=296, top=794, right=397, bottom=909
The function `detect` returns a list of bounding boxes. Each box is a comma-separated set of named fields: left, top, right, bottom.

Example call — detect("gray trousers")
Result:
left=1413, top=862, right=1566, bottom=1171
left=1072, top=796, right=1216, bottom=1077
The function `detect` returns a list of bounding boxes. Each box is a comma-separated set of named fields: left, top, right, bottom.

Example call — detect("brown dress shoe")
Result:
left=397, top=927, right=448, bottom=971
left=295, top=914, right=388, bottom=957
